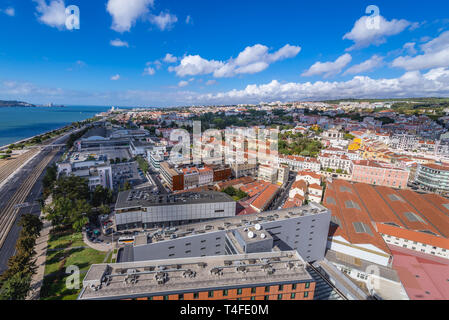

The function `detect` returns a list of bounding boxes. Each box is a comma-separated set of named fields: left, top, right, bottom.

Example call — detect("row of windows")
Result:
left=150, top=291, right=310, bottom=300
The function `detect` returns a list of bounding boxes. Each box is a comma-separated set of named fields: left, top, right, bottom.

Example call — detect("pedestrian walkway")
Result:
left=82, top=231, right=112, bottom=252
left=27, top=214, right=51, bottom=300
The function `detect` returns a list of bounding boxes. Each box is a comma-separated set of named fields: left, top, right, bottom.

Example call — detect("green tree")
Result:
left=0, top=272, right=32, bottom=300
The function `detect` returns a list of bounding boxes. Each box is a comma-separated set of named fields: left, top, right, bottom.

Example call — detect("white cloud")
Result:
left=186, top=15, right=192, bottom=24
left=392, top=31, right=449, bottom=70
left=178, top=80, right=189, bottom=87
left=4, top=68, right=449, bottom=106
left=343, top=55, right=383, bottom=75
left=149, top=12, right=178, bottom=31
left=143, top=66, right=155, bottom=76
left=170, top=44, right=301, bottom=78
left=2, top=7, right=15, bottom=16
left=403, top=42, right=417, bottom=55
left=110, top=39, right=129, bottom=47
left=163, top=53, right=178, bottom=63
left=33, top=0, right=67, bottom=29
left=206, top=80, right=217, bottom=86
left=111, top=74, right=120, bottom=81
left=169, top=55, right=224, bottom=77
left=195, top=68, right=449, bottom=104
left=343, top=15, right=412, bottom=50
left=106, top=0, right=154, bottom=33
left=302, top=54, right=352, bottom=77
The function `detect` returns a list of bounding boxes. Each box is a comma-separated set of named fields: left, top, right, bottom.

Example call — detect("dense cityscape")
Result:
left=1, top=99, right=449, bottom=304
left=1, top=0, right=449, bottom=315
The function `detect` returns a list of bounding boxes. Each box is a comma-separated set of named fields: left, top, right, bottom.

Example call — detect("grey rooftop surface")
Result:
left=144, top=203, right=328, bottom=244
left=79, top=251, right=312, bottom=300
left=115, top=189, right=235, bottom=210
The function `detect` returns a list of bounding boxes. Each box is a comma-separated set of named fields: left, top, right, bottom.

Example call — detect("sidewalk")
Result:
left=82, top=231, right=113, bottom=252
left=27, top=214, right=51, bottom=300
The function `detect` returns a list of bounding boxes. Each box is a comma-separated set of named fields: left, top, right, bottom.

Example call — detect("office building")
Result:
left=114, top=190, right=236, bottom=230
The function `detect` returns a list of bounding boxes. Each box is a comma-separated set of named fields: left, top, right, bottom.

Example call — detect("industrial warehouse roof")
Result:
left=115, top=189, right=235, bottom=210
left=324, top=180, right=449, bottom=254
left=78, top=251, right=312, bottom=300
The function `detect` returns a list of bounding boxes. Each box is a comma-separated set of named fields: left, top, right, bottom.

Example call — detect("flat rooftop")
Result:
left=78, top=251, right=312, bottom=300
left=141, top=202, right=328, bottom=244
left=115, top=189, right=235, bottom=210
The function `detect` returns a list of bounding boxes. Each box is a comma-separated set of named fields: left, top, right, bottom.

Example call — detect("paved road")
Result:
left=268, top=173, right=296, bottom=211
left=149, top=170, right=169, bottom=194
left=0, top=130, right=78, bottom=274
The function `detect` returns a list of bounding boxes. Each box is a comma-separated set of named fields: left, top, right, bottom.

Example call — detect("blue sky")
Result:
left=0, top=0, right=449, bottom=106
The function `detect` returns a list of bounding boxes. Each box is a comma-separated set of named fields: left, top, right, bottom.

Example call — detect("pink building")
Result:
left=351, top=160, right=409, bottom=189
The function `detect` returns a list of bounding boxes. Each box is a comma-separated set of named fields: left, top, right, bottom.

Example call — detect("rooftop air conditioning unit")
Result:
left=255, top=224, right=262, bottom=231
left=247, top=231, right=255, bottom=239
left=260, top=233, right=266, bottom=239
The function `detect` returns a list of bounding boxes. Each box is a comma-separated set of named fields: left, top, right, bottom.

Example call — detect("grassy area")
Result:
left=40, top=230, right=107, bottom=300
left=46, top=230, right=85, bottom=250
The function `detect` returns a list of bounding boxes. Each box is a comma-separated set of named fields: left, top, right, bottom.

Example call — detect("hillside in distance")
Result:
left=0, top=100, right=35, bottom=107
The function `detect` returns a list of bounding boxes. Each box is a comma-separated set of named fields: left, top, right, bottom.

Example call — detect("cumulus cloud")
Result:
left=149, top=12, right=178, bottom=31
left=392, top=31, right=449, bottom=70
left=2, top=7, right=15, bottom=16
left=143, top=66, right=155, bottom=76
left=302, top=54, right=352, bottom=77
left=106, top=0, right=154, bottom=33
left=110, top=39, right=129, bottom=47
left=170, top=44, right=301, bottom=78
left=195, top=68, right=449, bottom=104
left=178, top=80, right=189, bottom=87
left=343, top=15, right=412, bottom=50
left=33, top=0, right=67, bottom=29
left=163, top=53, right=178, bottom=63
left=4, top=68, right=449, bottom=106
left=403, top=42, right=417, bottom=55
left=206, top=80, right=217, bottom=86
left=343, top=55, right=383, bottom=75
left=111, top=74, right=120, bottom=81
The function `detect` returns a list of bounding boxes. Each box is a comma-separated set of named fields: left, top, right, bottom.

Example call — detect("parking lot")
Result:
left=112, top=161, right=146, bottom=189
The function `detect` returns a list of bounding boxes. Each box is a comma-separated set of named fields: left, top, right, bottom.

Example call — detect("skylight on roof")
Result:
left=404, top=212, right=426, bottom=224
left=340, top=186, right=352, bottom=193
left=327, top=197, right=336, bottom=205
left=388, top=194, right=404, bottom=202
left=345, top=200, right=360, bottom=210
left=353, top=222, right=373, bottom=236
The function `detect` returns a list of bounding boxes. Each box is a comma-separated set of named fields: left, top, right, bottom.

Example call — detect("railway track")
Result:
left=0, top=149, right=59, bottom=250
left=0, top=149, right=40, bottom=184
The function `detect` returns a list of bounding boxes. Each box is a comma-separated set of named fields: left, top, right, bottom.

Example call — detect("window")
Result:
left=291, top=293, right=296, bottom=299
left=264, top=296, right=269, bottom=300
left=168, top=246, right=175, bottom=250
left=179, top=294, right=184, bottom=300
left=251, top=296, right=255, bottom=301
left=292, top=284, right=297, bottom=290
left=304, top=292, right=309, bottom=298
left=223, top=289, right=228, bottom=297
left=277, top=294, right=282, bottom=300
left=305, top=282, right=310, bottom=289
left=278, top=285, right=283, bottom=291
left=251, top=288, right=256, bottom=294
left=185, top=250, right=191, bottom=254
left=265, top=286, right=270, bottom=292
left=193, top=293, right=199, bottom=299
left=185, top=243, right=191, bottom=246
left=237, top=288, right=242, bottom=295
left=163, top=296, right=168, bottom=300
left=208, top=291, right=214, bottom=298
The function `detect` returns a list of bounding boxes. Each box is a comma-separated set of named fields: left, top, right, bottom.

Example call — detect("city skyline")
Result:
left=1, top=0, right=449, bottom=106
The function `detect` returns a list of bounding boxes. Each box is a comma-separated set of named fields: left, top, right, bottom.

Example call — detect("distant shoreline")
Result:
left=0, top=109, right=106, bottom=149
